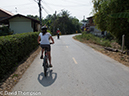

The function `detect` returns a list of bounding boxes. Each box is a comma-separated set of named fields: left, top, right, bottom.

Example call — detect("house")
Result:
left=87, top=16, right=107, bottom=37
left=0, top=14, right=40, bottom=34
left=0, top=8, right=14, bottom=21
left=81, top=20, right=87, bottom=31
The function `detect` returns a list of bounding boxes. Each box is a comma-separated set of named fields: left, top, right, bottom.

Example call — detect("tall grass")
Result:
left=75, top=32, right=112, bottom=47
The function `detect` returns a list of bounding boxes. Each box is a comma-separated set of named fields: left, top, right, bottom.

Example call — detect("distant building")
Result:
left=81, top=20, right=87, bottom=31
left=87, top=16, right=107, bottom=37
left=0, top=14, right=40, bottom=34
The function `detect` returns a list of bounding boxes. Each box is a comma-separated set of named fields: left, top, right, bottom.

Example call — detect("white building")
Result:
left=0, top=14, right=40, bottom=34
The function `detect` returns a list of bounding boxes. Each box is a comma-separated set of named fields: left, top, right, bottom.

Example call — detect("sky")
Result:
left=0, top=0, right=93, bottom=21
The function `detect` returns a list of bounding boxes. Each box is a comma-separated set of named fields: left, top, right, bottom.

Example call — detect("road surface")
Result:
left=11, top=34, right=129, bottom=96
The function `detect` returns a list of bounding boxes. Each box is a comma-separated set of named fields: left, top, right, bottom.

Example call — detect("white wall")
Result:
left=9, top=17, right=33, bottom=34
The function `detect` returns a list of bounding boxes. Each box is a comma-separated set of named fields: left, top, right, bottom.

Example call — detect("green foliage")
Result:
left=43, top=10, right=81, bottom=35
left=27, top=15, right=40, bottom=21
left=109, top=11, right=129, bottom=19
left=0, top=26, right=14, bottom=36
left=105, top=32, right=115, bottom=41
left=0, top=32, right=39, bottom=80
left=81, top=19, right=88, bottom=22
left=75, top=32, right=112, bottom=47
left=92, top=0, right=129, bottom=49
left=27, top=10, right=81, bottom=35
left=47, top=29, right=52, bottom=35
left=109, top=10, right=129, bottom=22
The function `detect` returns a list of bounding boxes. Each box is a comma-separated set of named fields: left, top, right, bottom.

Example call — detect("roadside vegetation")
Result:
left=92, top=0, right=129, bottom=49
left=27, top=10, right=81, bottom=35
left=0, top=32, right=39, bottom=82
left=74, top=31, right=115, bottom=48
left=74, top=31, right=129, bottom=68
left=0, top=26, right=13, bottom=36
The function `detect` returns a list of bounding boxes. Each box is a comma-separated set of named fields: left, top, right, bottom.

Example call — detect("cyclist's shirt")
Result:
left=57, top=30, right=60, bottom=34
left=39, top=32, right=51, bottom=45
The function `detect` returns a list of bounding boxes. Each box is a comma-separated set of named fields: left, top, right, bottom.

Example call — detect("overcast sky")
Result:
left=0, top=0, right=93, bottom=21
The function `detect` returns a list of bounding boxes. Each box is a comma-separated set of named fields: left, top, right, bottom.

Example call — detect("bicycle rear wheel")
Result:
left=44, top=66, right=47, bottom=77
left=43, top=59, right=48, bottom=77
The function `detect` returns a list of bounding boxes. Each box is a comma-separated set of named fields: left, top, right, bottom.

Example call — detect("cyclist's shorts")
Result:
left=40, top=44, right=51, bottom=51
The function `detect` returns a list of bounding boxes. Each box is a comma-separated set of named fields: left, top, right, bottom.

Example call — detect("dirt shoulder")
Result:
left=0, top=46, right=41, bottom=95
left=73, top=37, right=129, bottom=67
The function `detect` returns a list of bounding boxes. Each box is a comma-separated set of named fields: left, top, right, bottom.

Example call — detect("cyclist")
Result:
left=57, top=28, right=60, bottom=39
left=37, top=26, right=54, bottom=67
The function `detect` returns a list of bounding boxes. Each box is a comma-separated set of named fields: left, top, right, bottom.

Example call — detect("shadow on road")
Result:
left=37, top=69, right=57, bottom=87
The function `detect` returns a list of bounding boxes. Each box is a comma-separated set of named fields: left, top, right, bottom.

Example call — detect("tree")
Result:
left=27, top=15, right=39, bottom=20
left=109, top=10, right=129, bottom=22
left=92, top=0, right=129, bottom=49
left=27, top=10, right=81, bottom=35
left=44, top=10, right=81, bottom=35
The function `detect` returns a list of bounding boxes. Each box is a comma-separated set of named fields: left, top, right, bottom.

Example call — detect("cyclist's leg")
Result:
left=46, top=45, right=52, bottom=67
left=40, top=45, right=45, bottom=59
left=47, top=51, right=52, bottom=67
left=47, top=51, right=51, bottom=63
left=40, top=48, right=44, bottom=59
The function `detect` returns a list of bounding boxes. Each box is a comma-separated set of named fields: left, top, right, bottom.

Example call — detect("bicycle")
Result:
left=42, top=43, right=52, bottom=77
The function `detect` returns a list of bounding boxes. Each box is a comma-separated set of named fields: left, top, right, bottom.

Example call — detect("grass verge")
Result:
left=74, top=32, right=115, bottom=47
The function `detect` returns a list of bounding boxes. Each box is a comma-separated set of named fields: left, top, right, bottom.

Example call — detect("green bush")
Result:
left=99, top=39, right=111, bottom=47
left=0, top=26, right=14, bottom=36
left=75, top=32, right=112, bottom=47
left=0, top=32, right=39, bottom=80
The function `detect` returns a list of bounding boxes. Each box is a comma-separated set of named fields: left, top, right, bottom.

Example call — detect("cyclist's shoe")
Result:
left=40, top=55, right=43, bottom=59
left=49, top=64, right=53, bottom=68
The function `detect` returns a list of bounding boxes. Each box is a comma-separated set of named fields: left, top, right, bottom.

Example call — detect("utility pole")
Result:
left=38, top=0, right=42, bottom=28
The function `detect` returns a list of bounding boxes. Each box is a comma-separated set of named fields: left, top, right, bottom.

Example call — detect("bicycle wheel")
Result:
left=43, top=63, right=47, bottom=76
left=43, top=59, right=48, bottom=77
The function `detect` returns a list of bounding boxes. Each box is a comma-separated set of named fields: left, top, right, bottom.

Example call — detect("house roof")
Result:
left=87, top=16, right=94, bottom=19
left=0, top=8, right=14, bottom=16
left=0, top=14, right=40, bottom=24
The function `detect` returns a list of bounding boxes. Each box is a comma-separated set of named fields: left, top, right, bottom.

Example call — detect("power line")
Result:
left=33, top=0, right=38, bottom=3
left=41, top=1, right=54, bottom=12
left=1, top=3, right=34, bottom=7
left=33, top=0, right=49, bottom=15
left=41, top=6, right=49, bottom=15
left=61, top=0, right=89, bottom=5
left=40, top=2, right=89, bottom=7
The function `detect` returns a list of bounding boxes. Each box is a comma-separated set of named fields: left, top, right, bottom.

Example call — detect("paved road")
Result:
left=11, top=34, right=129, bottom=96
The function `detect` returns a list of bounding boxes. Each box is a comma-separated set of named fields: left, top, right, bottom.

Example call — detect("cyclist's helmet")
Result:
left=41, top=26, right=47, bottom=30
